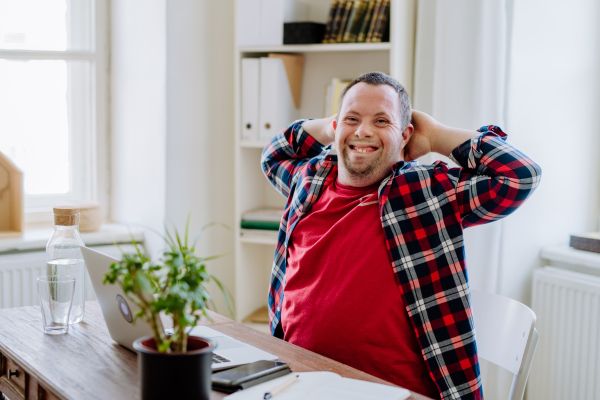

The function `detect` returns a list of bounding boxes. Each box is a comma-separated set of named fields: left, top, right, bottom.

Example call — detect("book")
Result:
left=224, top=371, right=410, bottom=400
left=326, top=78, right=351, bottom=116
left=335, top=0, right=354, bottom=43
left=322, top=0, right=340, bottom=43
left=570, top=232, right=600, bottom=253
left=356, top=1, right=376, bottom=42
left=242, top=207, right=284, bottom=222
left=328, top=0, right=348, bottom=43
left=240, top=228, right=279, bottom=237
left=342, top=0, right=368, bottom=43
left=240, top=221, right=280, bottom=231
left=370, top=0, right=390, bottom=43
left=365, top=0, right=382, bottom=42
left=241, top=207, right=284, bottom=231
left=323, top=83, right=332, bottom=117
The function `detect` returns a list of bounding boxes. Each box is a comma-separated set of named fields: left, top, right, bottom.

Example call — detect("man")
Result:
left=261, top=72, right=541, bottom=399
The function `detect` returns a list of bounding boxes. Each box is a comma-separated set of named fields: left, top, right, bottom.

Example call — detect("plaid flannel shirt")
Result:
left=261, top=120, right=541, bottom=400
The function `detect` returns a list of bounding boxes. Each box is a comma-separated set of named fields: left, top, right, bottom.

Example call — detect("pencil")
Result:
left=263, top=374, right=299, bottom=399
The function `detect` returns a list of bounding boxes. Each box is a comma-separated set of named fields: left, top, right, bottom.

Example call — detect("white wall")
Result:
left=111, top=0, right=167, bottom=255
left=500, top=0, right=600, bottom=302
left=111, top=0, right=235, bottom=316
left=165, top=0, right=235, bottom=317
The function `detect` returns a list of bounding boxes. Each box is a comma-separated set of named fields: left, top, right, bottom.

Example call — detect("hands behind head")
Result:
left=403, top=110, right=440, bottom=161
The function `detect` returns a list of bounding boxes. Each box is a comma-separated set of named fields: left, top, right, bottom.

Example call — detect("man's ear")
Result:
left=402, top=124, right=414, bottom=145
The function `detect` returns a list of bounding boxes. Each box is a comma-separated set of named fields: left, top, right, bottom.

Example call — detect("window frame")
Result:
left=0, top=0, right=109, bottom=225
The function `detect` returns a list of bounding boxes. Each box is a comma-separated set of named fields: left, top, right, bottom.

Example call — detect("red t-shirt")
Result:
left=282, top=179, right=439, bottom=399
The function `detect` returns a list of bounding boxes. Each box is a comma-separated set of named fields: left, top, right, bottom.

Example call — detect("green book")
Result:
left=365, top=0, right=382, bottom=42
left=335, top=0, right=354, bottom=43
left=322, top=0, right=340, bottom=43
left=371, top=0, right=390, bottom=43
left=241, top=220, right=281, bottom=231
left=357, top=1, right=376, bottom=42
left=342, top=1, right=368, bottom=43
left=328, top=0, right=347, bottom=43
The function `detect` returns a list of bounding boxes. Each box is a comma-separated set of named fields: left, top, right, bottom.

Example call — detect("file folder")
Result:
left=259, top=57, right=297, bottom=142
left=241, top=58, right=260, bottom=142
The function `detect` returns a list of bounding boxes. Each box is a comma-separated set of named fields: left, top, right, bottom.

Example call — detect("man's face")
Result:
left=334, top=82, right=410, bottom=186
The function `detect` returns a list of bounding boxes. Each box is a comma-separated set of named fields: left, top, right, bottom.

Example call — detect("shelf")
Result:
left=240, top=231, right=278, bottom=245
left=239, top=42, right=392, bottom=54
left=541, top=245, right=600, bottom=271
left=0, top=223, right=145, bottom=255
left=233, top=0, right=416, bottom=324
left=240, top=140, right=269, bottom=149
left=540, top=245, right=600, bottom=278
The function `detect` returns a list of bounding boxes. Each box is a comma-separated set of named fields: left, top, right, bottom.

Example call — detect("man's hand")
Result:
left=404, top=110, right=479, bottom=160
left=301, top=115, right=336, bottom=146
left=403, top=110, right=439, bottom=161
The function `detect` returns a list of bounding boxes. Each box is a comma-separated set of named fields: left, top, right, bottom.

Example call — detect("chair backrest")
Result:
left=470, top=289, right=539, bottom=400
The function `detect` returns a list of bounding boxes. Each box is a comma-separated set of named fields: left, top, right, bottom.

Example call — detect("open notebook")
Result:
left=225, top=371, right=410, bottom=400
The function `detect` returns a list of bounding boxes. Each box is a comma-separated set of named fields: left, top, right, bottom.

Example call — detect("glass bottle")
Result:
left=46, top=206, right=86, bottom=324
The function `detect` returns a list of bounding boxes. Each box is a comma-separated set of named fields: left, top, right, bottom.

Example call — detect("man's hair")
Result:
left=337, top=71, right=412, bottom=130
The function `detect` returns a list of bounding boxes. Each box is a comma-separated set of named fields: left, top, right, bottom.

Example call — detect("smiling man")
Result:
left=261, top=72, right=541, bottom=399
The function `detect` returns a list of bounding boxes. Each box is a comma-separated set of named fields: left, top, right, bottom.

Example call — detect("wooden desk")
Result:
left=0, top=302, right=431, bottom=400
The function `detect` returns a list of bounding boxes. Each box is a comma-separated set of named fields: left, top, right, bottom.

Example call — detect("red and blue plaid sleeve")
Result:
left=261, top=119, right=330, bottom=198
left=449, top=126, right=542, bottom=227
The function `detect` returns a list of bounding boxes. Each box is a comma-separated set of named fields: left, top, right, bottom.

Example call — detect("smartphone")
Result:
left=212, top=360, right=290, bottom=387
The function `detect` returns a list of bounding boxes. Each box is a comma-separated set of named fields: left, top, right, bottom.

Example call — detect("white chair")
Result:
left=470, top=289, right=539, bottom=400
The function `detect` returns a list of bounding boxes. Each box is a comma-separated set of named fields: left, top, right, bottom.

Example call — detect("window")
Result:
left=0, top=0, right=108, bottom=223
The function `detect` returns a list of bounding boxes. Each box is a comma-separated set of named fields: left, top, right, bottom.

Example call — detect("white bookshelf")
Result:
left=233, top=0, right=417, bottom=324
left=239, top=42, right=392, bottom=53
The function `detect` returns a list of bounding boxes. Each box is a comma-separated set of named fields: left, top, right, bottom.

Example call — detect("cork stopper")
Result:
left=53, top=206, right=80, bottom=226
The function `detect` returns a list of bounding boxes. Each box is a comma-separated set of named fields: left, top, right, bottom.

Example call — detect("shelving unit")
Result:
left=233, top=0, right=416, bottom=324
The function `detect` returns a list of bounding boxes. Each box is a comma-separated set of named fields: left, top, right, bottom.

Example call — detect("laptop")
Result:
left=81, top=246, right=278, bottom=370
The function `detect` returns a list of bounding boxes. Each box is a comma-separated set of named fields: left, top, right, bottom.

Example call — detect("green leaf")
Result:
left=164, top=222, right=177, bottom=250
left=135, top=273, right=153, bottom=294
left=211, top=274, right=235, bottom=317
left=203, top=252, right=232, bottom=262
left=190, top=222, right=230, bottom=251
left=184, top=213, right=191, bottom=248
left=102, top=216, right=234, bottom=353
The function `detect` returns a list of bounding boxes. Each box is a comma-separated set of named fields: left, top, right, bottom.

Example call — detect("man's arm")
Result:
left=299, top=117, right=336, bottom=146
left=261, top=118, right=334, bottom=198
left=404, top=110, right=479, bottom=160
left=406, top=110, right=542, bottom=226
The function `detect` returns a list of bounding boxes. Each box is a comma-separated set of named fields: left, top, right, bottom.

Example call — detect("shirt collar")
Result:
left=392, top=160, right=418, bottom=174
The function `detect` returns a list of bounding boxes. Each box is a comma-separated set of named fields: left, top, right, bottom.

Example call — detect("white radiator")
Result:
left=0, top=244, right=139, bottom=309
left=528, top=266, right=600, bottom=400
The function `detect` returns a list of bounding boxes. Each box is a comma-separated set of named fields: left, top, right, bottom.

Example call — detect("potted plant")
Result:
left=103, top=219, right=232, bottom=400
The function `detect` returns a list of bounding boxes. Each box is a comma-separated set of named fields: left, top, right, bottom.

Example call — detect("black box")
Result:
left=284, top=22, right=326, bottom=45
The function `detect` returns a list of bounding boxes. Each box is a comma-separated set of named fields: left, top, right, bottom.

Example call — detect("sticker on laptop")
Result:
left=116, top=294, right=133, bottom=323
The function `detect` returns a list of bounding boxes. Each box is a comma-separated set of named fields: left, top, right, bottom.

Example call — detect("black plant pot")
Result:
left=133, top=335, right=216, bottom=400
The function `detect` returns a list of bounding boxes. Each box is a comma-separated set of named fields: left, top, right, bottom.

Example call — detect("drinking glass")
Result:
left=37, top=275, right=76, bottom=335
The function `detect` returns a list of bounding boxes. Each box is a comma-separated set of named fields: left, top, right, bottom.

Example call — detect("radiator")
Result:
left=528, top=266, right=600, bottom=400
left=0, top=244, right=139, bottom=309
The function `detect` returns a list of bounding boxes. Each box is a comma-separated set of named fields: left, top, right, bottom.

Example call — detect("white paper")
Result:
left=224, top=372, right=410, bottom=400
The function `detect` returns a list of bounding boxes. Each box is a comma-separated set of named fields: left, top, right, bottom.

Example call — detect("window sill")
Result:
left=540, top=245, right=600, bottom=278
left=0, top=223, right=144, bottom=255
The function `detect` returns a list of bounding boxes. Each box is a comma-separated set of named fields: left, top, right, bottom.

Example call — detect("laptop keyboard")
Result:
left=212, top=354, right=231, bottom=364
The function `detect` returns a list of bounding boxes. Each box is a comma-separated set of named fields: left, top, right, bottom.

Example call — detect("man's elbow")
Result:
left=513, top=161, right=542, bottom=201
left=527, top=161, right=542, bottom=193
